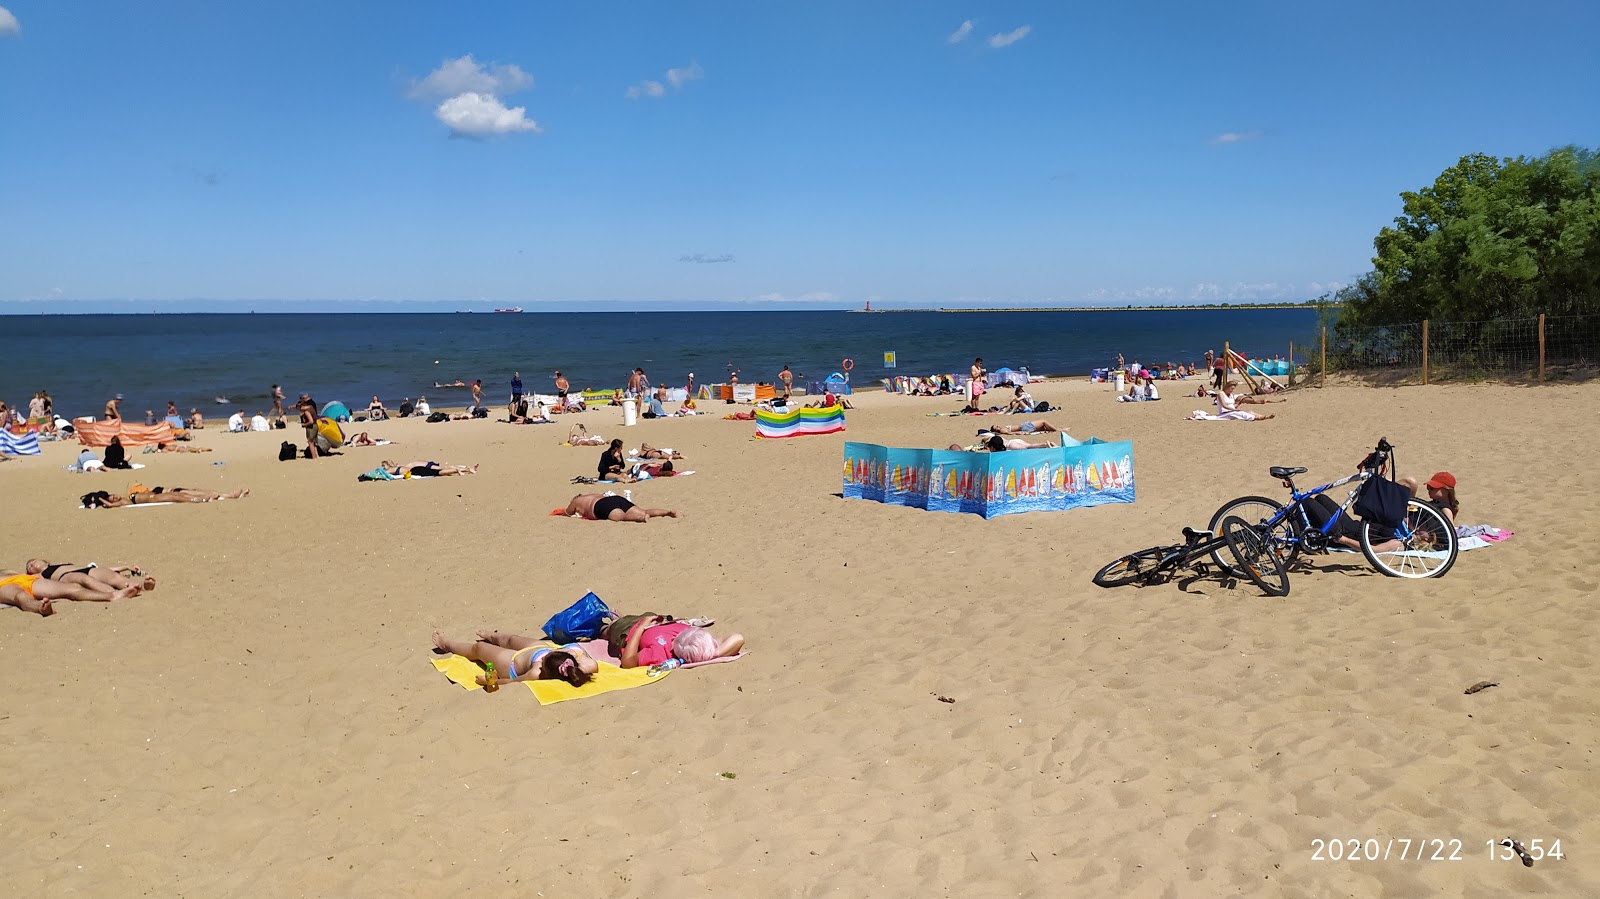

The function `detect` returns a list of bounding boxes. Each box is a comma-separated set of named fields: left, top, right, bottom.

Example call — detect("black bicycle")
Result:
left=1093, top=518, right=1291, bottom=597
left=1207, top=438, right=1458, bottom=580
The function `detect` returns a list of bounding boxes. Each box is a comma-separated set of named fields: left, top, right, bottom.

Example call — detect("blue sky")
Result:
left=1, top=1, right=1596, bottom=312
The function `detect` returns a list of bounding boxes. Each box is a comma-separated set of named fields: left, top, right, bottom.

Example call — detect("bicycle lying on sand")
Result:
left=1206, top=437, right=1458, bottom=580
left=1092, top=518, right=1292, bottom=597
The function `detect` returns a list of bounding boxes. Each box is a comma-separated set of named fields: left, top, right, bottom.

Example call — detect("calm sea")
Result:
left=0, top=309, right=1319, bottom=419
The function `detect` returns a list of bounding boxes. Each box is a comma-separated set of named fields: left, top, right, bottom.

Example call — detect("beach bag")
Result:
left=471, top=407, right=489, bottom=419
left=1353, top=475, right=1409, bottom=529
left=426, top=412, right=448, bottom=423
left=1034, top=401, right=1050, bottom=412
left=278, top=441, right=297, bottom=461
left=542, top=591, right=614, bottom=644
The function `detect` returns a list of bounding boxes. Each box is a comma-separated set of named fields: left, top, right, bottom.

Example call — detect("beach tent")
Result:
left=754, top=405, right=846, bottom=439
left=321, top=401, right=352, bottom=421
left=823, top=372, right=852, bottom=395
left=0, top=431, right=42, bottom=455
left=843, top=437, right=1135, bottom=519
left=74, top=420, right=178, bottom=448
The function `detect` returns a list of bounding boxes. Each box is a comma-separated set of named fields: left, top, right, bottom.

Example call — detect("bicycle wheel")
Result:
left=1209, top=495, right=1299, bottom=577
left=1222, top=515, right=1292, bottom=597
left=1361, top=498, right=1458, bottom=578
left=1093, top=547, right=1169, bottom=588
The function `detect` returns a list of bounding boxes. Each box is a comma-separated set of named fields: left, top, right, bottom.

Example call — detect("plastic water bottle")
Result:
left=483, top=661, right=499, bottom=693
left=647, top=658, right=683, bottom=676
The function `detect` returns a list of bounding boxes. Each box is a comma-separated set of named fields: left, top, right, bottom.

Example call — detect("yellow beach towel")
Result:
left=430, top=645, right=665, bottom=705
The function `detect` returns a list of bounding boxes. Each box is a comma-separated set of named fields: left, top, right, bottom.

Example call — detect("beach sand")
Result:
left=2, top=381, right=1596, bottom=896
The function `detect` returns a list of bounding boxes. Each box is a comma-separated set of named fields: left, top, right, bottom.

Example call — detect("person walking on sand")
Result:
left=105, top=395, right=124, bottom=421
left=298, top=395, right=321, bottom=459
left=271, top=384, right=286, bottom=420
left=1210, top=350, right=1225, bottom=390
left=471, top=379, right=484, bottom=410
left=779, top=365, right=793, bottom=397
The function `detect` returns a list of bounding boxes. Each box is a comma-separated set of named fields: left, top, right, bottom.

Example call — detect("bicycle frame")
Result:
left=1264, top=469, right=1372, bottom=549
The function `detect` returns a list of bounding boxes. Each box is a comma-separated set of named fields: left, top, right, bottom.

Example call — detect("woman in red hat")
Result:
left=1402, top=471, right=1460, bottom=525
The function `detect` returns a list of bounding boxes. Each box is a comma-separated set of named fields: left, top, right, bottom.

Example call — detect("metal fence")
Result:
left=1298, top=313, right=1600, bottom=384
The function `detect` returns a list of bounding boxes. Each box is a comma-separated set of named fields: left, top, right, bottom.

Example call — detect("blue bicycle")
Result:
left=1207, top=438, right=1459, bottom=580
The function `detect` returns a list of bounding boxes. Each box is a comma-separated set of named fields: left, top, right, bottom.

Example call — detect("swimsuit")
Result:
left=0, top=574, right=39, bottom=596
left=509, top=643, right=580, bottom=679
left=593, top=495, right=635, bottom=520
left=39, top=563, right=94, bottom=580
left=1020, top=422, right=1037, bottom=433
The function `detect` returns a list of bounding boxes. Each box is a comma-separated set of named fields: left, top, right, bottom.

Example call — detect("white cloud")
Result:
left=0, top=7, right=18, bottom=37
left=1209, top=131, right=1264, bottom=145
left=948, top=20, right=973, bottom=44
left=409, top=55, right=532, bottom=100
left=627, top=62, right=702, bottom=99
left=666, top=62, right=703, bottom=89
left=798, top=292, right=840, bottom=302
left=756, top=292, right=787, bottom=302
left=435, top=93, right=541, bottom=136
left=988, top=25, right=1030, bottom=48
left=626, top=81, right=665, bottom=99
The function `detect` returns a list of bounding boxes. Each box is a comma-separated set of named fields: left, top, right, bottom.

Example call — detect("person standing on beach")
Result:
left=271, top=384, right=286, bottom=420
left=1210, top=350, right=1225, bottom=390
left=471, top=379, right=484, bottom=410
left=686, top=372, right=695, bottom=398
left=554, top=371, right=570, bottom=409
left=966, top=358, right=986, bottom=412
left=105, top=395, right=123, bottom=421
left=779, top=365, right=793, bottom=398
left=298, top=395, right=321, bottom=459
left=510, top=372, right=523, bottom=410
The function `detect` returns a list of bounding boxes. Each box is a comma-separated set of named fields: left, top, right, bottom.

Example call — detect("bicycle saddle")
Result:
left=1269, top=466, right=1308, bottom=479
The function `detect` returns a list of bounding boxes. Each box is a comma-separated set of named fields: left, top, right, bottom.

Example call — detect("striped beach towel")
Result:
left=0, top=431, right=42, bottom=455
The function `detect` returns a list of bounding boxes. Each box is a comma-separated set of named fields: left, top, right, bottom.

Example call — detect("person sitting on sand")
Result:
left=227, top=409, right=247, bottom=432
left=431, top=631, right=598, bottom=689
left=1003, top=385, right=1034, bottom=413
left=634, top=443, right=683, bottom=460
left=598, top=439, right=631, bottom=481
left=1399, top=471, right=1460, bottom=526
left=187, top=409, right=204, bottom=429
left=380, top=460, right=478, bottom=478
left=24, top=559, right=156, bottom=594
left=598, top=613, right=744, bottom=669
left=103, top=436, right=135, bottom=469
left=564, top=493, right=679, bottom=523
left=82, top=487, right=250, bottom=507
left=985, top=419, right=1061, bottom=435
left=1, top=570, right=142, bottom=615
left=1207, top=382, right=1279, bottom=421
left=367, top=396, right=388, bottom=420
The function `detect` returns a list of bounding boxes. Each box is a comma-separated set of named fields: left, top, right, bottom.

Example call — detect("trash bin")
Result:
left=1113, top=370, right=1126, bottom=392
left=622, top=398, right=638, bottom=426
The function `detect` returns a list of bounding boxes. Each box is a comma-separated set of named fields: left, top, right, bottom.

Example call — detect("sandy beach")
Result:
left=2, top=379, right=1596, bottom=897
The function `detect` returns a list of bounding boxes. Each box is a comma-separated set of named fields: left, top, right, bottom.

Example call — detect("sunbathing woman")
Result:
left=634, top=443, right=684, bottom=460
left=599, top=613, right=744, bottom=669
left=431, top=631, right=598, bottom=688
left=155, top=442, right=213, bottom=453
left=24, top=559, right=156, bottom=593
left=380, top=460, right=478, bottom=477
left=1, top=569, right=141, bottom=615
left=82, top=487, right=250, bottom=507
left=985, top=419, right=1061, bottom=435
left=566, top=423, right=606, bottom=446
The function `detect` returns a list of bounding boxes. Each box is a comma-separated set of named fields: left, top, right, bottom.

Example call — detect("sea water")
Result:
left=0, top=308, right=1318, bottom=419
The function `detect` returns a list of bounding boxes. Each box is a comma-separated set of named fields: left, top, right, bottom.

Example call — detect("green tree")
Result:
left=1342, top=146, right=1600, bottom=327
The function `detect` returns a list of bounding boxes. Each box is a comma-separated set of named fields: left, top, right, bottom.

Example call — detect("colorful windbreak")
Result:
left=842, top=438, right=1134, bottom=518
left=755, top=405, right=846, bottom=438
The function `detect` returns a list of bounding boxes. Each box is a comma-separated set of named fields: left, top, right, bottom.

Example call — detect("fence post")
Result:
left=1223, top=340, right=1230, bottom=377
left=1539, top=313, right=1546, bottom=383
left=1320, top=327, right=1326, bottom=388
left=1289, top=341, right=1295, bottom=385
left=1427, top=316, right=1440, bottom=383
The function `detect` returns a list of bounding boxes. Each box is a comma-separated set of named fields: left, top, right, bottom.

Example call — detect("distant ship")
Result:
left=494, top=307, right=524, bottom=313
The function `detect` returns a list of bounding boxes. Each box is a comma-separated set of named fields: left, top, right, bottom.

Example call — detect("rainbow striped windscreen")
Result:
left=754, top=405, right=846, bottom=438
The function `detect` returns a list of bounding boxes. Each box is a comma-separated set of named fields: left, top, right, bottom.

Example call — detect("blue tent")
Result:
left=321, top=401, right=352, bottom=421
left=823, top=372, right=852, bottom=395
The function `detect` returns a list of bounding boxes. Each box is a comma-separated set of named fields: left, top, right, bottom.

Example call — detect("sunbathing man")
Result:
left=82, top=487, right=250, bottom=507
left=155, top=442, right=213, bottom=453
left=24, top=559, right=156, bottom=593
left=599, top=613, right=743, bottom=669
left=2, top=569, right=140, bottom=615
left=431, top=631, right=598, bottom=689
left=346, top=432, right=378, bottom=447
left=380, top=460, right=478, bottom=477
left=984, top=419, right=1061, bottom=435
left=565, top=493, right=679, bottom=523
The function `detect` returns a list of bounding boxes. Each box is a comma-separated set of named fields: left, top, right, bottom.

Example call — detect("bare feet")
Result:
left=468, top=464, right=479, bottom=474
left=19, top=595, right=55, bottom=616
left=226, top=488, right=251, bottom=499
left=143, top=576, right=157, bottom=592
left=431, top=631, right=451, bottom=654
left=111, top=586, right=139, bottom=601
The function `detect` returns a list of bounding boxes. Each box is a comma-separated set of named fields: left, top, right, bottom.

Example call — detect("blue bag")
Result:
left=541, top=591, right=614, bottom=643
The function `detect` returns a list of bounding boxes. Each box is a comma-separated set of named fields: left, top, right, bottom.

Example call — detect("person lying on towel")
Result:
left=600, top=614, right=744, bottom=669
left=432, top=631, right=597, bottom=689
